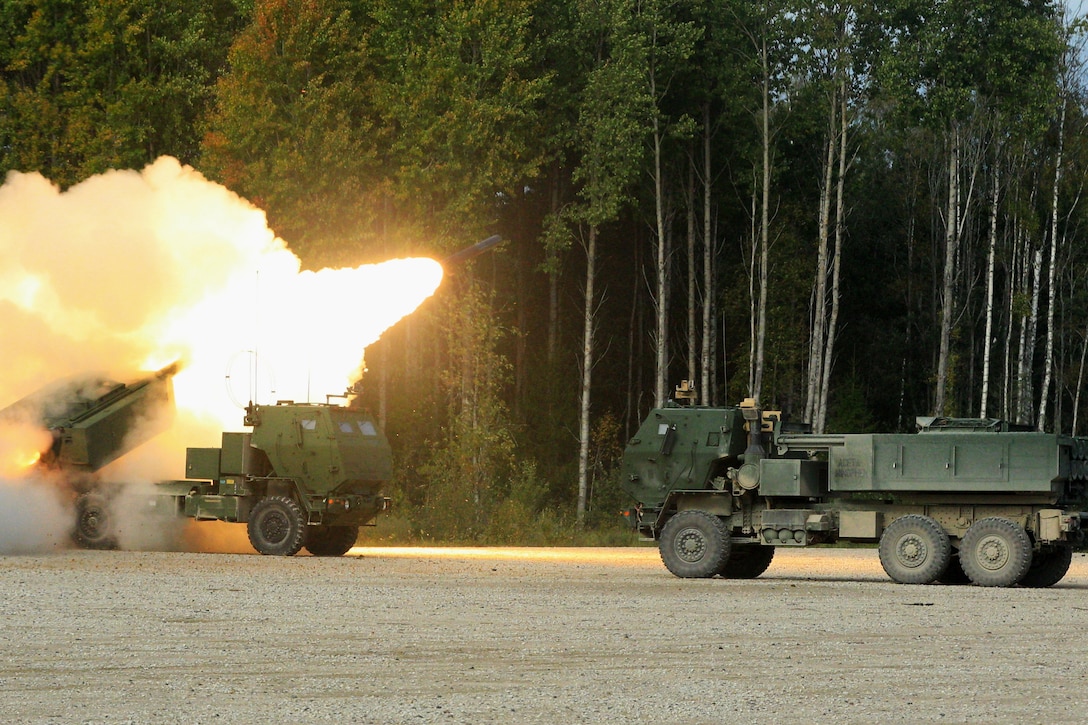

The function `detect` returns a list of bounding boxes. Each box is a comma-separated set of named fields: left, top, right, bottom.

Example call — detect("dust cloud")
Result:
left=0, top=477, right=71, bottom=554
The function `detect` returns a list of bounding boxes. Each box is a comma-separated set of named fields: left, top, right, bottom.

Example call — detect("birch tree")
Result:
left=634, top=0, right=699, bottom=408
left=798, top=0, right=856, bottom=431
left=735, top=1, right=791, bottom=404
left=569, top=0, right=650, bottom=523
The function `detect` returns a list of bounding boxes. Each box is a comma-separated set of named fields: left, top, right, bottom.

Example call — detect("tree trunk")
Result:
left=686, top=156, right=697, bottom=388
left=577, top=225, right=598, bottom=524
left=816, top=79, right=849, bottom=434
left=1018, top=241, right=1043, bottom=425
left=1074, top=329, right=1087, bottom=435
left=1038, top=100, right=1065, bottom=432
left=753, top=34, right=771, bottom=403
left=934, top=126, right=960, bottom=416
left=980, top=166, right=999, bottom=418
left=700, top=103, right=714, bottom=405
left=653, top=114, right=669, bottom=407
left=807, top=89, right=835, bottom=425
left=748, top=172, right=758, bottom=397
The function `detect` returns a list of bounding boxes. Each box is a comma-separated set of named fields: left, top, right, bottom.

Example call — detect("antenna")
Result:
left=252, top=269, right=260, bottom=406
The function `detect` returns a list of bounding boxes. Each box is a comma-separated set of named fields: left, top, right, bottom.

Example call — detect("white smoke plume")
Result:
left=0, top=157, right=443, bottom=554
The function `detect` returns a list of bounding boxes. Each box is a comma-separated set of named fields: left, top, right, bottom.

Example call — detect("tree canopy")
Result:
left=2, top=0, right=1085, bottom=540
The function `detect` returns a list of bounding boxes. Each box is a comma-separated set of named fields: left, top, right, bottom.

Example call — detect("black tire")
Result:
left=936, top=551, right=971, bottom=585
left=959, top=517, right=1033, bottom=587
left=878, top=514, right=951, bottom=584
left=720, top=544, right=775, bottom=579
left=247, top=496, right=306, bottom=556
left=73, top=493, right=118, bottom=550
left=1019, top=546, right=1073, bottom=588
left=659, top=510, right=731, bottom=578
left=304, top=525, right=358, bottom=557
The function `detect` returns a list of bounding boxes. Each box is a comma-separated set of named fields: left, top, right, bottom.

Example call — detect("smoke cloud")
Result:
left=0, top=157, right=443, bottom=554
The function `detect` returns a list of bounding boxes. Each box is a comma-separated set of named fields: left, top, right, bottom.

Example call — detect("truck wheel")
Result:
left=720, top=544, right=775, bottom=579
left=959, top=517, right=1033, bottom=587
left=73, top=493, right=118, bottom=550
left=878, top=514, right=951, bottom=584
left=659, top=510, right=730, bottom=578
left=304, top=525, right=358, bottom=557
left=1018, top=546, right=1073, bottom=588
left=247, top=496, right=306, bottom=556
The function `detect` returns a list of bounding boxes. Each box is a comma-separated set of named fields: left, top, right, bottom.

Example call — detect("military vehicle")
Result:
left=150, top=400, right=392, bottom=556
left=622, top=382, right=1088, bottom=587
left=2, top=366, right=392, bottom=556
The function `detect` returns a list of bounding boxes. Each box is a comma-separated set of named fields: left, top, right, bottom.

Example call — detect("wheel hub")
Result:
left=976, top=535, right=1009, bottom=571
left=675, top=528, right=707, bottom=563
left=260, top=512, right=289, bottom=543
left=82, top=512, right=100, bottom=533
left=896, top=535, right=927, bottom=568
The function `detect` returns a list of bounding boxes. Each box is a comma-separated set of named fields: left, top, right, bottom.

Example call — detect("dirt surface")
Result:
left=2, top=545, right=1087, bottom=724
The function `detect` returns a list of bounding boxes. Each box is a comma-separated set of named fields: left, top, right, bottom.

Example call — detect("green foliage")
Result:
left=411, top=280, right=520, bottom=541
left=0, top=0, right=241, bottom=184
left=570, top=0, right=653, bottom=226
left=369, top=0, right=552, bottom=235
left=202, top=0, right=380, bottom=263
left=5, top=0, right=1087, bottom=542
left=826, top=376, right=878, bottom=433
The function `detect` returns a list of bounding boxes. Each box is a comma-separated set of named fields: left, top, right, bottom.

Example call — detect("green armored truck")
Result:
left=151, top=401, right=392, bottom=556
left=74, top=399, right=394, bottom=556
left=622, top=385, right=1088, bottom=587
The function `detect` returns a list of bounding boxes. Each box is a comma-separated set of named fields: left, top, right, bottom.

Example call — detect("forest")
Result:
left=2, top=0, right=1088, bottom=542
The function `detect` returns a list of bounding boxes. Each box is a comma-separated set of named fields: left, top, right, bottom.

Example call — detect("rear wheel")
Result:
left=304, top=525, right=358, bottom=557
left=959, top=517, right=1033, bottom=587
left=247, top=496, right=306, bottom=556
left=1019, top=546, right=1073, bottom=588
left=720, top=544, right=775, bottom=579
left=659, top=510, right=730, bottom=578
left=878, top=514, right=951, bottom=584
left=73, top=493, right=118, bottom=550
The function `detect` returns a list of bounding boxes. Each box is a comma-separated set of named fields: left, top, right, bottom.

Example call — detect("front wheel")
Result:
left=658, top=510, right=730, bottom=578
left=959, top=517, right=1033, bottom=587
left=878, top=514, right=951, bottom=584
left=304, top=525, right=358, bottom=557
left=73, top=493, right=118, bottom=550
left=247, top=496, right=306, bottom=556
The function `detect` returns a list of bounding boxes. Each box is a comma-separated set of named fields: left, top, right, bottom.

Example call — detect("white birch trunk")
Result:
left=577, top=225, right=597, bottom=524
left=816, top=80, right=849, bottom=434
left=686, top=160, right=697, bottom=387
left=980, top=167, right=999, bottom=418
left=700, top=104, right=713, bottom=405
left=749, top=176, right=757, bottom=397
left=753, top=35, right=771, bottom=403
left=807, top=98, right=835, bottom=425
left=1038, top=100, right=1065, bottom=432
left=653, top=115, right=669, bottom=408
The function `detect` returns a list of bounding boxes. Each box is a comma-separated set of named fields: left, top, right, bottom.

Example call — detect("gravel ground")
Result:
left=1, top=544, right=1087, bottom=724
